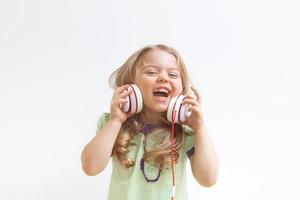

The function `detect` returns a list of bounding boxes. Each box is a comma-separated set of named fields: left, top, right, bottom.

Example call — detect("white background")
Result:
left=1, top=0, right=300, bottom=199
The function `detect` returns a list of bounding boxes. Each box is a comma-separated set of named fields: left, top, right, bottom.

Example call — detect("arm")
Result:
left=182, top=85, right=219, bottom=187
left=81, top=117, right=122, bottom=176
left=189, top=125, right=219, bottom=187
left=81, top=84, right=133, bottom=176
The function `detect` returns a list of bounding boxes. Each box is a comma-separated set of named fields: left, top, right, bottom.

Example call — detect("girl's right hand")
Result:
left=109, top=84, right=134, bottom=123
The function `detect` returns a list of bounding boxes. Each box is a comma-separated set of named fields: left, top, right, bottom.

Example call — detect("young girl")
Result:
left=81, top=44, right=219, bottom=200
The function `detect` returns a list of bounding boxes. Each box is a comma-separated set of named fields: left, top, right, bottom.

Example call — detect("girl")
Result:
left=81, top=44, right=219, bottom=200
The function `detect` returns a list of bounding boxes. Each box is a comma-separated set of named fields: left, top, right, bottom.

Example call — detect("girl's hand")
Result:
left=182, top=85, right=205, bottom=132
left=110, top=84, right=134, bottom=123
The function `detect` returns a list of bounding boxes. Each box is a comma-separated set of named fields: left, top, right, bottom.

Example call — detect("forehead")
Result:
left=140, top=49, right=179, bottom=69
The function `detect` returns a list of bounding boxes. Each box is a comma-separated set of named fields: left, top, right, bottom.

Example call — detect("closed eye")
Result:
left=169, top=72, right=180, bottom=78
left=146, top=71, right=157, bottom=75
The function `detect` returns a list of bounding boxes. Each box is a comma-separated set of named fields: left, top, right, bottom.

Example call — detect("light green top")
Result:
left=97, top=113, right=195, bottom=200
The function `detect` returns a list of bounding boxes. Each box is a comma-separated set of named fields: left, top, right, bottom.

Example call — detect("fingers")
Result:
left=190, top=85, right=202, bottom=103
left=118, top=98, right=128, bottom=103
left=113, top=84, right=134, bottom=112
left=182, top=87, right=203, bottom=109
left=182, top=97, right=203, bottom=116
left=184, top=105, right=197, bottom=114
left=182, top=97, right=199, bottom=107
left=113, top=84, right=133, bottom=99
left=119, top=86, right=132, bottom=98
left=115, top=84, right=130, bottom=94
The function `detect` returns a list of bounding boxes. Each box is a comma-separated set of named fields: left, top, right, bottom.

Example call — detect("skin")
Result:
left=182, top=86, right=219, bottom=187
left=81, top=49, right=219, bottom=187
left=134, top=49, right=184, bottom=124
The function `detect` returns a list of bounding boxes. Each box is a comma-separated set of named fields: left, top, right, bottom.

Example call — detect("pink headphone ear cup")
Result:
left=121, top=84, right=143, bottom=114
left=167, top=95, right=191, bottom=123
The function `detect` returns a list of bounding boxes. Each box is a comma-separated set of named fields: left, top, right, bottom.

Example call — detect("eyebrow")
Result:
left=141, top=64, right=180, bottom=71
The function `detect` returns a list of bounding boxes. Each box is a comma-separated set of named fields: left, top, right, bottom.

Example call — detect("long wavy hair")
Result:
left=109, top=44, right=191, bottom=170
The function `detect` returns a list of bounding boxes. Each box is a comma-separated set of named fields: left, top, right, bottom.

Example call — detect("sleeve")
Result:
left=96, top=112, right=110, bottom=133
left=182, top=125, right=195, bottom=158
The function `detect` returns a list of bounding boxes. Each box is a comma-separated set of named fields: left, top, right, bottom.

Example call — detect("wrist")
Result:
left=109, top=115, right=125, bottom=125
left=193, top=119, right=205, bottom=133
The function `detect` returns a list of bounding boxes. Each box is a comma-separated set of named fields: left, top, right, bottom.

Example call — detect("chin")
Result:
left=153, top=105, right=168, bottom=113
left=145, top=104, right=168, bottom=113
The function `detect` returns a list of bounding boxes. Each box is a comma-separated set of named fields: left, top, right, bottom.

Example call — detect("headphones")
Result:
left=120, top=84, right=191, bottom=124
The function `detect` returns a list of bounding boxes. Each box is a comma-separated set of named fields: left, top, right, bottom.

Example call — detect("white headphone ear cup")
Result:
left=121, top=84, right=143, bottom=114
left=167, top=95, right=191, bottom=123
left=167, top=96, right=178, bottom=122
left=179, top=104, right=191, bottom=122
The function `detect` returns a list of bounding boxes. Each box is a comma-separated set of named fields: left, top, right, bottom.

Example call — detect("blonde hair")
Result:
left=109, top=44, right=190, bottom=170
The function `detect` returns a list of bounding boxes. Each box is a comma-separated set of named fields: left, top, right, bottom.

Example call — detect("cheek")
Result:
left=134, top=75, right=146, bottom=87
left=173, top=82, right=183, bottom=95
left=135, top=78, right=153, bottom=95
left=138, top=76, right=154, bottom=87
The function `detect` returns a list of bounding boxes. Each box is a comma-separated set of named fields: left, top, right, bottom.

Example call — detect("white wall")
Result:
left=1, top=0, right=299, bottom=199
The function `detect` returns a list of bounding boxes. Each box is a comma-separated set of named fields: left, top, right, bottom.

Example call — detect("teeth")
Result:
left=154, top=88, right=169, bottom=94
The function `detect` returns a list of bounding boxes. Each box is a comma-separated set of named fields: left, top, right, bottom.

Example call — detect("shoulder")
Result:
left=96, top=112, right=110, bottom=131
left=181, top=125, right=194, bottom=135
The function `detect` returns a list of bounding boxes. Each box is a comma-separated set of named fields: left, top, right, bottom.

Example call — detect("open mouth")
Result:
left=153, top=87, right=170, bottom=100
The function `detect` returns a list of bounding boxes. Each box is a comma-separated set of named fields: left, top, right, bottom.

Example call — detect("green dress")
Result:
left=97, top=113, right=195, bottom=200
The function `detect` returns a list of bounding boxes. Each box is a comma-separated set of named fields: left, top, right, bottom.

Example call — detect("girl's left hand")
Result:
left=182, top=85, right=204, bottom=132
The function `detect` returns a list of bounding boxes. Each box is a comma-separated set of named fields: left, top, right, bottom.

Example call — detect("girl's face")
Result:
left=134, top=49, right=183, bottom=114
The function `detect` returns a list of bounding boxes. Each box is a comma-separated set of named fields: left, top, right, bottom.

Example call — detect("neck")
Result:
left=139, top=109, right=165, bottom=125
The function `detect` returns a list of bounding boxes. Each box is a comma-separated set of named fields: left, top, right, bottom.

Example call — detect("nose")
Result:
left=157, top=72, right=169, bottom=82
